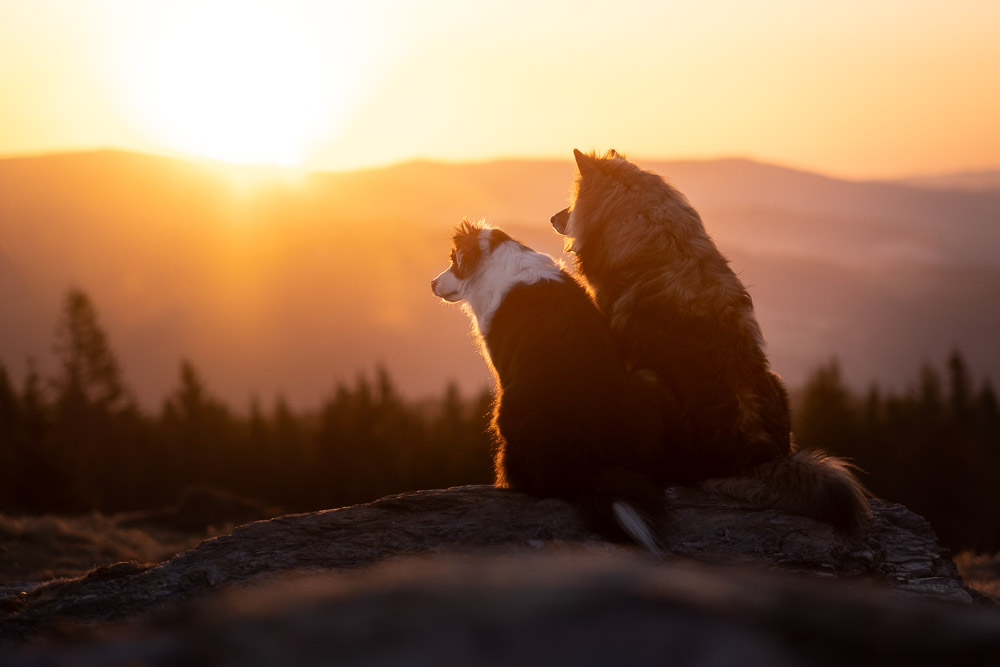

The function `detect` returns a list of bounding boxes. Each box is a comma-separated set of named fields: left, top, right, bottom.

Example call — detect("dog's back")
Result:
left=554, top=151, right=871, bottom=531
left=487, top=277, right=665, bottom=497
left=558, top=150, right=791, bottom=478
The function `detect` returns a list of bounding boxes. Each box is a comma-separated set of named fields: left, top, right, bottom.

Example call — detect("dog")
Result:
left=431, top=219, right=669, bottom=551
left=551, top=149, right=871, bottom=532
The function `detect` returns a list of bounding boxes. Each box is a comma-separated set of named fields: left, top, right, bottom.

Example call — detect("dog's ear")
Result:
left=455, top=217, right=478, bottom=238
left=573, top=149, right=596, bottom=177
left=485, top=228, right=512, bottom=251
left=607, top=148, right=620, bottom=158
left=452, top=223, right=484, bottom=277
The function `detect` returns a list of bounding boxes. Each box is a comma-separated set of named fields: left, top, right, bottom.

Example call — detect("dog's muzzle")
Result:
left=431, top=273, right=462, bottom=302
left=550, top=208, right=570, bottom=235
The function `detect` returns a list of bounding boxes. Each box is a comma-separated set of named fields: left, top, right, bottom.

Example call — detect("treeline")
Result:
left=793, top=354, right=1000, bottom=552
left=2, top=288, right=999, bottom=552
left=0, top=288, right=496, bottom=516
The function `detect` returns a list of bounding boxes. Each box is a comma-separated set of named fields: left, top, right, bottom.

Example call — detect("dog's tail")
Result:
left=585, top=468, right=666, bottom=556
left=701, top=448, right=872, bottom=533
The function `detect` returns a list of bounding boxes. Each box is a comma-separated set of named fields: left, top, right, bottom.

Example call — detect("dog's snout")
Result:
left=430, top=277, right=438, bottom=292
left=551, top=208, right=569, bottom=234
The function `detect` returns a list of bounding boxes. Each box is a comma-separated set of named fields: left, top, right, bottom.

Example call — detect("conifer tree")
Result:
left=52, top=287, right=129, bottom=412
left=48, top=288, right=136, bottom=509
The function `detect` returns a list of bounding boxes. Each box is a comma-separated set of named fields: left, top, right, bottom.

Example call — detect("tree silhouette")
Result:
left=161, top=359, right=238, bottom=490
left=0, top=362, right=19, bottom=506
left=52, top=287, right=129, bottom=412
left=0, top=363, right=17, bottom=444
left=947, top=349, right=973, bottom=422
left=0, top=362, right=56, bottom=509
left=793, top=350, right=1000, bottom=552
left=793, top=359, right=860, bottom=458
left=4, top=287, right=998, bottom=552
left=44, top=288, right=139, bottom=509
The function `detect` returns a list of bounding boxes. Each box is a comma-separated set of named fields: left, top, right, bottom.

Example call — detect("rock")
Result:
left=7, top=552, right=1000, bottom=667
left=0, top=485, right=994, bottom=662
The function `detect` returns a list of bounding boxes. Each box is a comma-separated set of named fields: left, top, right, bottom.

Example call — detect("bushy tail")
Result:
left=701, top=448, right=873, bottom=533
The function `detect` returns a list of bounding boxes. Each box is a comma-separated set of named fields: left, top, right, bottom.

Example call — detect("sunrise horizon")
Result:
left=5, top=143, right=1000, bottom=185
left=3, top=1, right=999, bottom=183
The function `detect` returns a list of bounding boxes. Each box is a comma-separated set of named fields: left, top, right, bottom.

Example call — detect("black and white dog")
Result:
left=431, top=219, right=668, bottom=552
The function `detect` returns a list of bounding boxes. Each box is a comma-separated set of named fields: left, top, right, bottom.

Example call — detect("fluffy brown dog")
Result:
left=551, top=149, right=871, bottom=532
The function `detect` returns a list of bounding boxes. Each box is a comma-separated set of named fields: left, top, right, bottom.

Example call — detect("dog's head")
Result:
left=550, top=149, right=630, bottom=256
left=431, top=219, right=510, bottom=303
left=552, top=149, right=704, bottom=273
left=432, top=219, right=564, bottom=333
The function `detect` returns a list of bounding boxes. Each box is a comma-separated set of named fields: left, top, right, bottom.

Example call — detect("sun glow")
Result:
left=116, top=2, right=373, bottom=167
left=1, top=2, right=999, bottom=178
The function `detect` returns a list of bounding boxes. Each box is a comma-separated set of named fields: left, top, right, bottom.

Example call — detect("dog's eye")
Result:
left=450, top=249, right=468, bottom=277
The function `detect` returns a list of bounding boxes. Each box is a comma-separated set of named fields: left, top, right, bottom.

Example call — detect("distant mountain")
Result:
left=891, top=170, right=1000, bottom=193
left=1, top=150, right=998, bottom=408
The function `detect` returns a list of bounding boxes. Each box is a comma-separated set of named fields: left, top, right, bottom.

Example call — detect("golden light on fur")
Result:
left=702, top=448, right=872, bottom=533
left=556, top=149, right=873, bottom=532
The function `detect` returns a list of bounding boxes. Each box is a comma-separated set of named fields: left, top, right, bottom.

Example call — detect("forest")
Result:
left=1, top=288, right=998, bottom=553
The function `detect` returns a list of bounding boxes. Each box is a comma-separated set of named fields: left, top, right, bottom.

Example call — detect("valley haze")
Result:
left=1, top=150, right=998, bottom=409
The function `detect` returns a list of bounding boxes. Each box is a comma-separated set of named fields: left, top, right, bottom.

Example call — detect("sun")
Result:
left=116, top=2, right=369, bottom=167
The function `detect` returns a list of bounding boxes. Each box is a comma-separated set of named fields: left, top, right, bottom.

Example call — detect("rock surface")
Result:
left=1, top=485, right=996, bottom=664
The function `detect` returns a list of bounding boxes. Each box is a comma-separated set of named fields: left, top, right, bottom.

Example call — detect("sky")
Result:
left=1, top=0, right=998, bottom=179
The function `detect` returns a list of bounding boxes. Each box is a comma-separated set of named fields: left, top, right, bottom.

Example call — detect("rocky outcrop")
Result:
left=2, top=485, right=996, bottom=664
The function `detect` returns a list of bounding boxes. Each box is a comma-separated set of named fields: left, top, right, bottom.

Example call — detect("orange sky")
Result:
left=1, top=0, right=998, bottom=179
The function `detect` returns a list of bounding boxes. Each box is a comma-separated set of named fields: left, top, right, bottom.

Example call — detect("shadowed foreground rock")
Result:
left=2, top=485, right=998, bottom=665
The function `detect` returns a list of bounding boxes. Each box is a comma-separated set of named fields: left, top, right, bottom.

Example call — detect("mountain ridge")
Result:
left=2, top=150, right=997, bottom=408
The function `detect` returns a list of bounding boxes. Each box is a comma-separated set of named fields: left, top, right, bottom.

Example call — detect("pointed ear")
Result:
left=487, top=228, right=512, bottom=250
left=573, top=149, right=595, bottom=176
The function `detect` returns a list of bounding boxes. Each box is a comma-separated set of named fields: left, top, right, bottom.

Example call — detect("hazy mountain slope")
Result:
left=892, top=170, right=1000, bottom=193
left=1, top=151, right=997, bottom=408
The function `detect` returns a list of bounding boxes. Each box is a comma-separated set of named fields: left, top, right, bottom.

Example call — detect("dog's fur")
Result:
left=432, top=219, right=669, bottom=551
left=551, top=150, right=871, bottom=532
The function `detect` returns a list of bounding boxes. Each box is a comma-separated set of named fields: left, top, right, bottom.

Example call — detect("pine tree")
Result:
left=946, top=349, right=973, bottom=422
left=0, top=362, right=17, bottom=445
left=0, top=362, right=19, bottom=505
left=52, top=287, right=129, bottom=412
left=161, top=359, right=244, bottom=495
left=10, top=361, right=58, bottom=510
left=48, top=288, right=136, bottom=510
left=792, top=358, right=860, bottom=457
